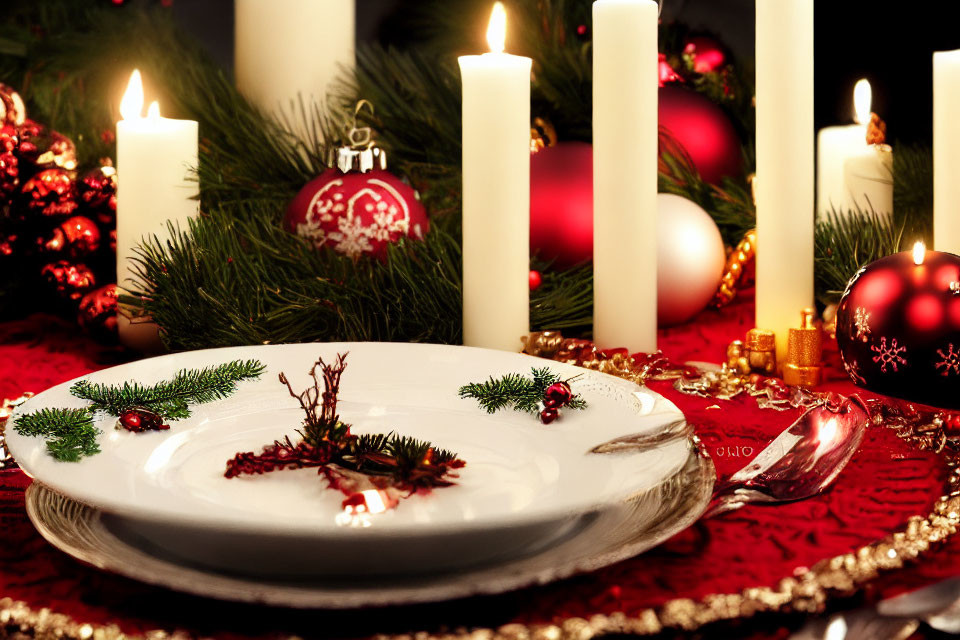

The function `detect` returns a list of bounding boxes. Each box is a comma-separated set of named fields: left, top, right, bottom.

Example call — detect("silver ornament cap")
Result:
left=332, top=145, right=387, bottom=174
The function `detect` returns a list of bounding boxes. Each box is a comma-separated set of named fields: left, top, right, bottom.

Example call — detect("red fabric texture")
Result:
left=0, top=299, right=955, bottom=638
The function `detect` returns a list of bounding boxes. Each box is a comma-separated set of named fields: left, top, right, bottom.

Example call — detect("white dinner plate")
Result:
left=9, top=342, right=704, bottom=576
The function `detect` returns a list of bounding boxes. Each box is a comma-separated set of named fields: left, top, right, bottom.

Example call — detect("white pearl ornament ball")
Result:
left=656, top=193, right=726, bottom=326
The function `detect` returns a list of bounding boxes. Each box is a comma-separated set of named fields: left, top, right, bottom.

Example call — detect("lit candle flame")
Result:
left=913, top=241, right=926, bottom=266
left=853, top=78, right=872, bottom=125
left=120, top=69, right=144, bottom=120
left=147, top=100, right=161, bottom=120
left=486, top=2, right=507, bottom=54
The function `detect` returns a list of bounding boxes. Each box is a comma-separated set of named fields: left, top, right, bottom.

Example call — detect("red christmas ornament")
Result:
left=545, top=381, right=573, bottom=405
left=658, top=53, right=684, bottom=86
left=0, top=84, right=26, bottom=127
left=0, top=151, right=17, bottom=199
left=40, top=260, right=95, bottom=302
left=78, top=284, right=119, bottom=335
left=117, top=407, right=169, bottom=433
left=0, top=124, right=17, bottom=152
left=284, top=145, right=428, bottom=260
left=539, top=407, right=560, bottom=425
left=16, top=119, right=78, bottom=171
left=683, top=35, right=727, bottom=74
left=659, top=86, right=742, bottom=185
left=77, top=165, right=118, bottom=220
left=836, top=245, right=960, bottom=409
left=529, top=269, right=542, bottom=291
left=19, top=168, right=79, bottom=218
left=43, top=215, right=101, bottom=257
left=530, top=142, right=594, bottom=267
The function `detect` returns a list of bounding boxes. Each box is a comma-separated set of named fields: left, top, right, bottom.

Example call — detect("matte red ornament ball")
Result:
left=659, top=86, right=742, bottom=185
left=836, top=248, right=960, bottom=409
left=285, top=168, right=429, bottom=260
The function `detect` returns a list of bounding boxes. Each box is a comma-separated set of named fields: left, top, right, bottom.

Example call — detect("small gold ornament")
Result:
left=745, top=328, right=777, bottom=376
left=714, top=228, right=757, bottom=307
left=725, top=339, right=752, bottom=375
left=782, top=308, right=824, bottom=388
left=530, top=117, right=557, bottom=154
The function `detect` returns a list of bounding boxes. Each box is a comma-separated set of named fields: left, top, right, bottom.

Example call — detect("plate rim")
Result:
left=23, top=439, right=715, bottom=609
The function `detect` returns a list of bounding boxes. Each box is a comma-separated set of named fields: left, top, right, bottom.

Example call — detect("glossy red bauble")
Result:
left=40, top=260, right=95, bottom=302
left=284, top=168, right=429, bottom=260
left=529, top=142, right=594, bottom=267
left=19, top=168, right=79, bottom=218
left=683, top=35, right=727, bottom=74
left=836, top=249, right=960, bottom=409
left=43, top=215, right=101, bottom=257
left=77, top=284, right=119, bottom=336
left=659, top=86, right=742, bottom=185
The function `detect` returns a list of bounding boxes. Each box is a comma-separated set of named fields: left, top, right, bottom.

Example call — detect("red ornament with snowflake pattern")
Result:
left=836, top=248, right=960, bottom=409
left=284, top=147, right=428, bottom=260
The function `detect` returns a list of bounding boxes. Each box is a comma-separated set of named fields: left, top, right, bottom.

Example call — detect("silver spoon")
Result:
left=703, top=396, right=869, bottom=518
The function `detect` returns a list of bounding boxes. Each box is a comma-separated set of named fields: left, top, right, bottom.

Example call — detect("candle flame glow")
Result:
left=147, top=100, right=161, bottom=120
left=120, top=69, right=144, bottom=120
left=853, top=78, right=872, bottom=125
left=913, top=241, right=926, bottom=266
left=486, top=2, right=507, bottom=54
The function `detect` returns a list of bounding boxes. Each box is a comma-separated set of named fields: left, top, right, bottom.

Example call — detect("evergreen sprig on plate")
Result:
left=459, top=367, right=587, bottom=416
left=12, top=408, right=99, bottom=462
left=14, top=359, right=265, bottom=462
left=70, top=359, right=266, bottom=419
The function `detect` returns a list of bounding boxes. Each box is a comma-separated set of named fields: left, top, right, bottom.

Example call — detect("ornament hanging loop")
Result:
left=347, top=100, right=376, bottom=149
left=332, top=100, right=387, bottom=173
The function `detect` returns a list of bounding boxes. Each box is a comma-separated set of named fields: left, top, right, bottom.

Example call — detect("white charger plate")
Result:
left=9, top=342, right=708, bottom=576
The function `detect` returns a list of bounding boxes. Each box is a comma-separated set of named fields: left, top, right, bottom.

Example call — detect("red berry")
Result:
left=542, top=397, right=559, bottom=410
left=529, top=270, right=542, bottom=291
left=545, top=381, right=573, bottom=405
left=540, top=408, right=560, bottom=424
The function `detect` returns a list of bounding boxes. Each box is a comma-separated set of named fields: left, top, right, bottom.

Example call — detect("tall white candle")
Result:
left=755, top=0, right=814, bottom=363
left=116, top=70, right=199, bottom=350
left=592, top=0, right=658, bottom=352
left=934, top=50, right=960, bottom=254
left=458, top=3, right=531, bottom=351
left=235, top=0, right=355, bottom=139
left=817, top=79, right=893, bottom=221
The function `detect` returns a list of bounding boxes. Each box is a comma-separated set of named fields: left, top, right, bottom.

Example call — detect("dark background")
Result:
left=171, top=0, right=960, bottom=145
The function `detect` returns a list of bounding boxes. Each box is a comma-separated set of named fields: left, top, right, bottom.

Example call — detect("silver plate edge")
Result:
left=24, top=439, right=715, bottom=609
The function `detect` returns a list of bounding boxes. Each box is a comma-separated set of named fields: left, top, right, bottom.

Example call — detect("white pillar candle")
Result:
left=116, top=70, right=199, bottom=350
left=934, top=49, right=960, bottom=254
left=816, top=79, right=893, bottom=220
left=234, top=0, right=355, bottom=140
left=458, top=3, right=531, bottom=351
left=755, top=0, right=815, bottom=363
left=592, top=0, right=658, bottom=352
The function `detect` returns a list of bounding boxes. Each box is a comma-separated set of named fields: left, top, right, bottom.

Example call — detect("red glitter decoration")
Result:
left=40, top=261, right=95, bottom=302
left=19, top=168, right=79, bottom=218
left=43, top=215, right=101, bottom=257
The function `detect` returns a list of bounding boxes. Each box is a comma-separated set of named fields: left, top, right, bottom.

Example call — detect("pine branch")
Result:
left=69, top=359, right=265, bottom=419
left=13, top=407, right=99, bottom=462
left=814, top=209, right=910, bottom=304
left=459, top=367, right=586, bottom=416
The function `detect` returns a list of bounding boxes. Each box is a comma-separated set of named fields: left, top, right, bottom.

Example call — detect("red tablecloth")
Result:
left=1, top=300, right=958, bottom=639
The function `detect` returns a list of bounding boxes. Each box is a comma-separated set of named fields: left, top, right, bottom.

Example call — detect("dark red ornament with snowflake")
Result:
left=284, top=143, right=429, bottom=260
left=836, top=246, right=960, bottom=409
